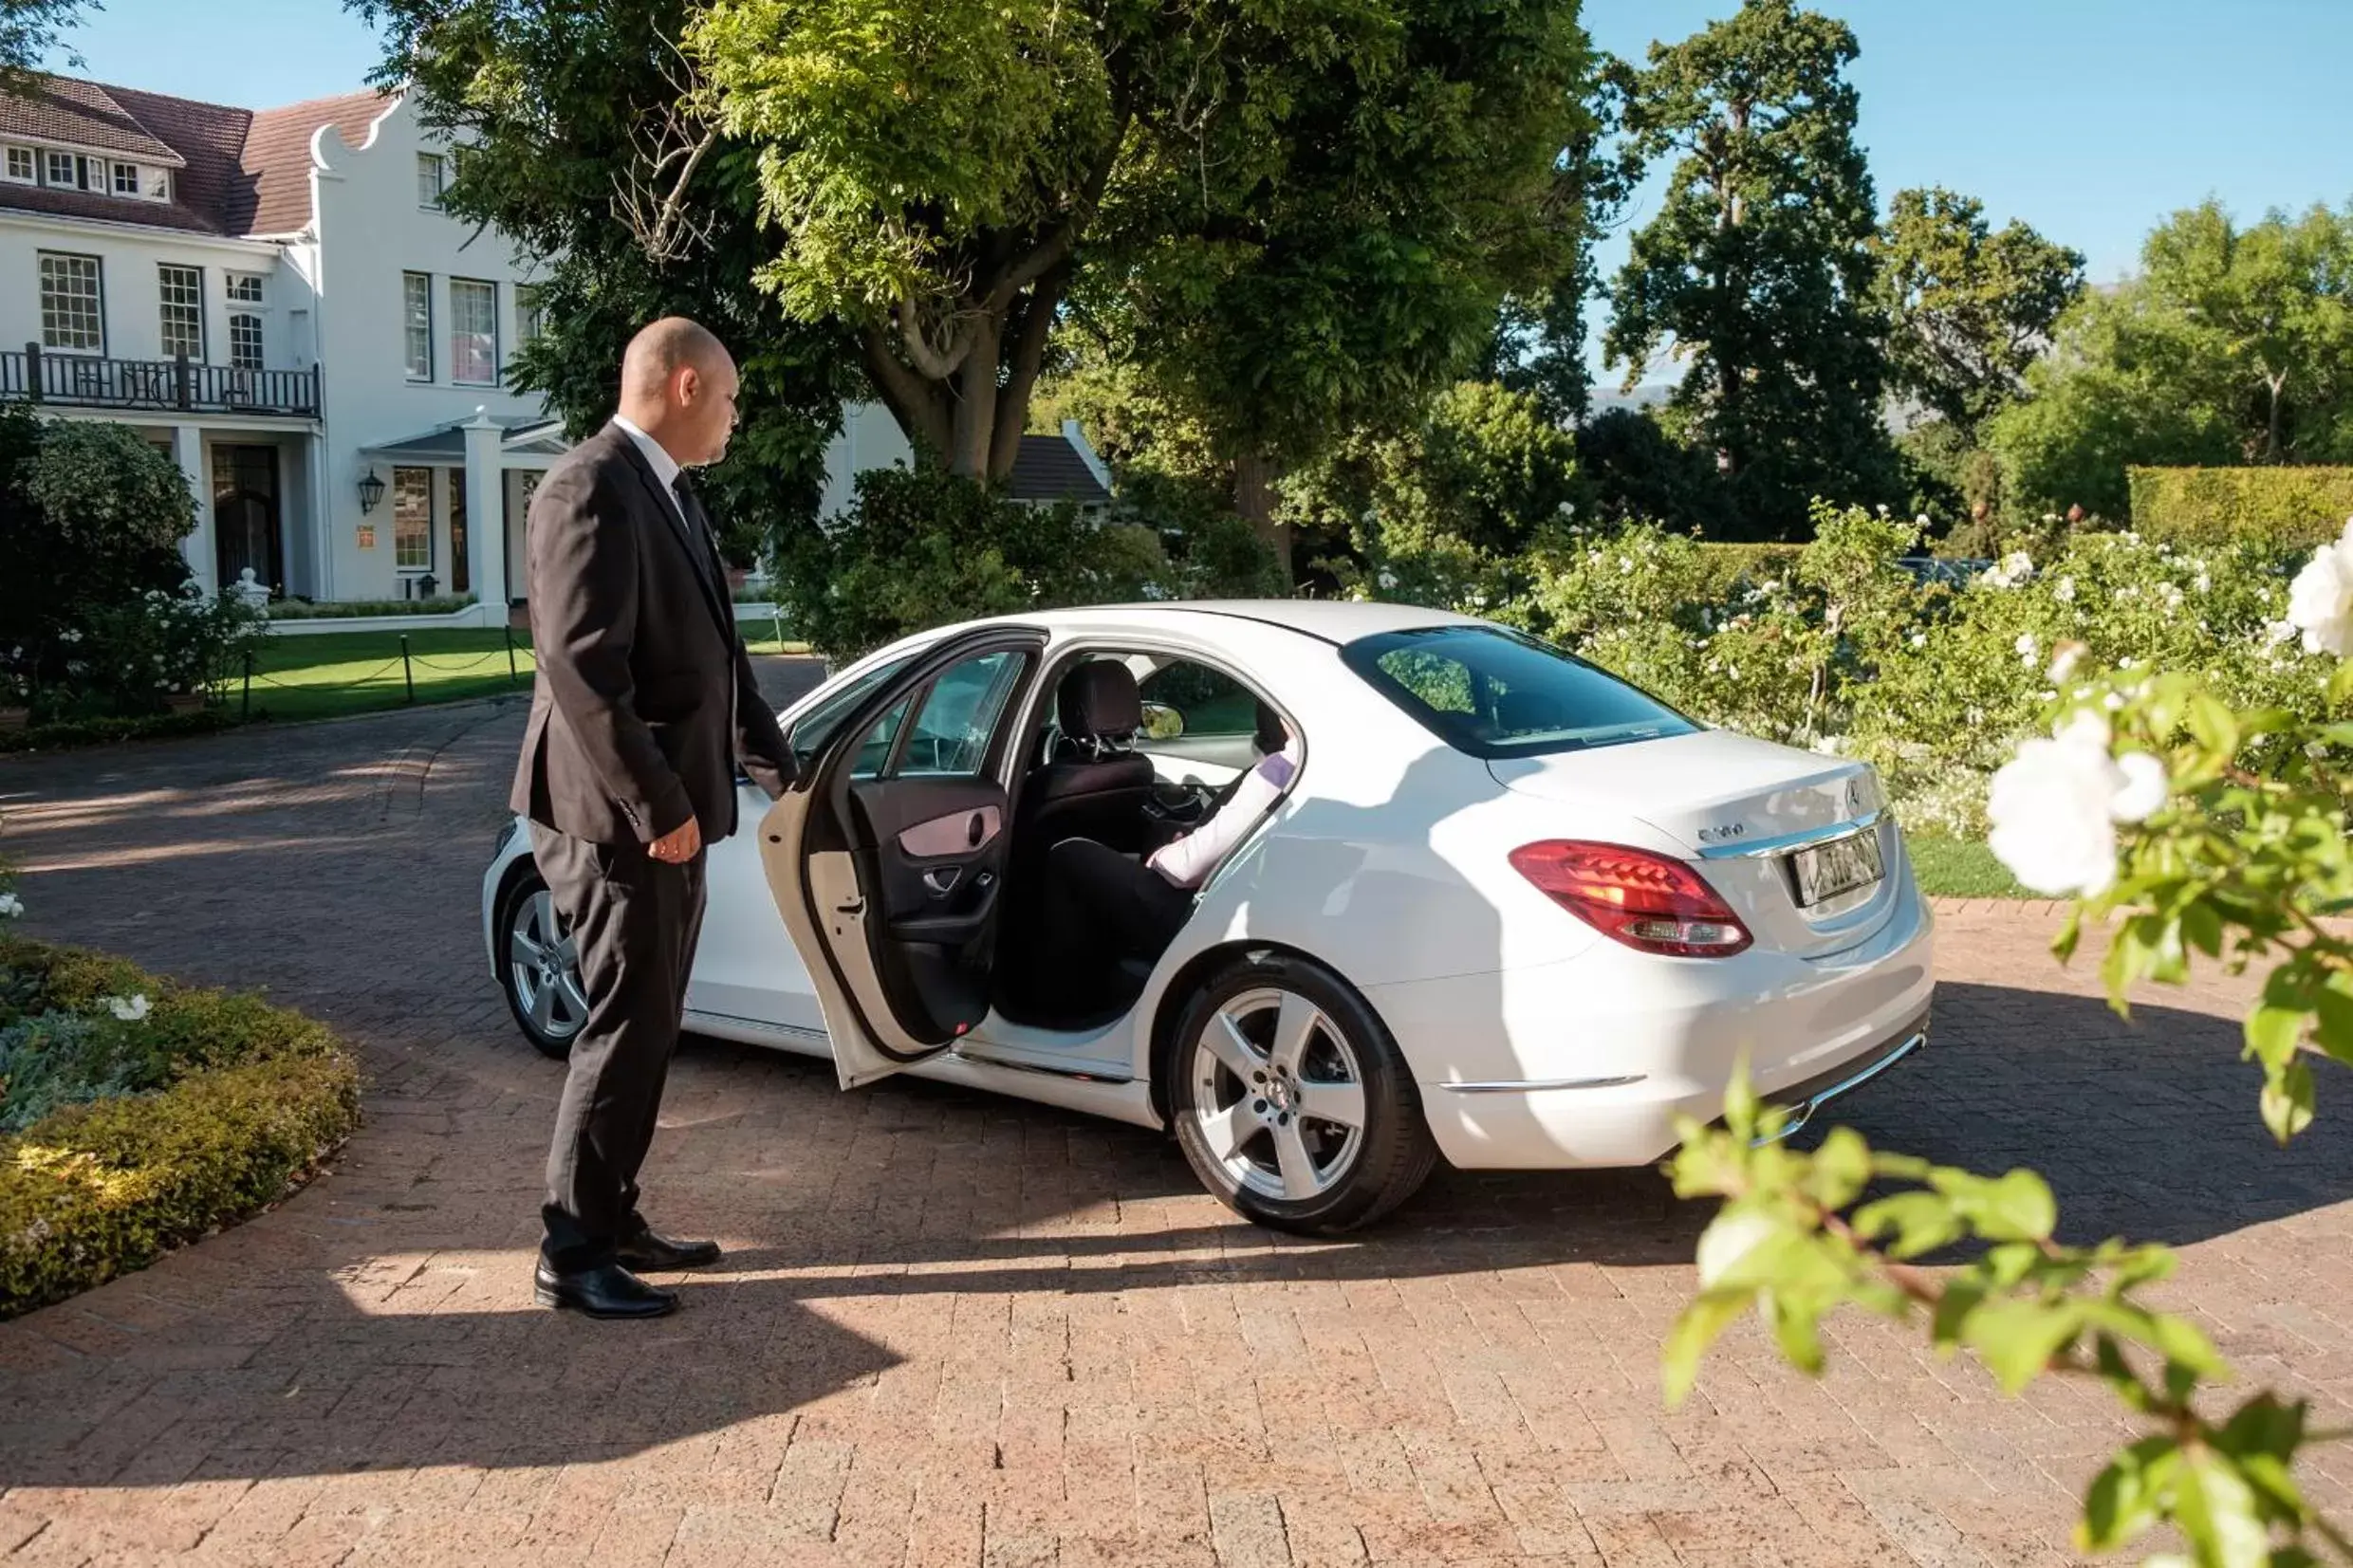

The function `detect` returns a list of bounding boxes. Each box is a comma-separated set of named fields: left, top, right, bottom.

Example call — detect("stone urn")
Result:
left=164, top=692, right=207, bottom=715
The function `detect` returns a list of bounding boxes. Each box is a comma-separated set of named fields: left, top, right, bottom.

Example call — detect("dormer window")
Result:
left=112, top=161, right=139, bottom=195
left=3, top=147, right=31, bottom=184
left=46, top=150, right=75, bottom=186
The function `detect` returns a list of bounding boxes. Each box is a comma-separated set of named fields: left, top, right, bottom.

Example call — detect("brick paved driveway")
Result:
left=3, top=671, right=2351, bottom=1567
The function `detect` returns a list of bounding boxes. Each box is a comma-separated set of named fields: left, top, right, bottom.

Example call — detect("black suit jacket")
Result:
left=510, top=422, right=792, bottom=846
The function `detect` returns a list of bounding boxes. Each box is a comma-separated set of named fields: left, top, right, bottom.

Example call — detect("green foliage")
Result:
left=775, top=464, right=1172, bottom=657
left=0, top=0, right=91, bottom=86
left=0, top=937, right=361, bottom=1317
left=1988, top=200, right=2353, bottom=521
left=1571, top=407, right=1733, bottom=535
left=1872, top=186, right=2085, bottom=443
left=0, top=708, right=238, bottom=755
left=264, top=595, right=478, bottom=619
left=2127, top=467, right=2353, bottom=550
left=1603, top=0, right=1898, bottom=538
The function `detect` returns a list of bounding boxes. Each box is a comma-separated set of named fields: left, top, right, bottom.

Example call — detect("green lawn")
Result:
left=1904, top=832, right=2031, bottom=899
left=229, top=627, right=809, bottom=724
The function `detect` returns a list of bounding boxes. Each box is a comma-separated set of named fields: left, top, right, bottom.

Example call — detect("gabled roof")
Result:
left=1008, top=433, right=1112, bottom=506
left=236, top=89, right=389, bottom=234
left=0, top=74, right=395, bottom=238
left=0, top=76, right=184, bottom=164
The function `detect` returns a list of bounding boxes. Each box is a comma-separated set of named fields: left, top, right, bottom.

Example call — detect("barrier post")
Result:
left=241, top=647, right=253, bottom=719
left=400, top=635, right=416, bottom=704
left=505, top=623, right=518, bottom=685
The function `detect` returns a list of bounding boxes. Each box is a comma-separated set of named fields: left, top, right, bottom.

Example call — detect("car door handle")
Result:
left=923, top=867, right=962, bottom=895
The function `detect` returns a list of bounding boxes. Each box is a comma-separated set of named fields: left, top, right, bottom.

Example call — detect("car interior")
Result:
left=794, top=642, right=1299, bottom=1046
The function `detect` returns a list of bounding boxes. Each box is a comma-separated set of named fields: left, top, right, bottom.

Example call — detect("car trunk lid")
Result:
left=1488, top=729, right=1900, bottom=959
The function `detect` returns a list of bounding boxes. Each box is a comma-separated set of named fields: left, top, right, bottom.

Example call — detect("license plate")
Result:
left=1788, top=829, right=1883, bottom=908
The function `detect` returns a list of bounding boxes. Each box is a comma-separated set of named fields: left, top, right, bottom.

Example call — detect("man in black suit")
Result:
left=510, top=316, right=793, bottom=1319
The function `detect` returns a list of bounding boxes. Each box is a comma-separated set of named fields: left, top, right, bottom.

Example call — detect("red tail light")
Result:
left=1509, top=840, right=1752, bottom=957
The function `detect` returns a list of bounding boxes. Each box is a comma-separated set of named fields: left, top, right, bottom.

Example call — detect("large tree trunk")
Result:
left=1232, top=451, right=1288, bottom=576
left=2264, top=370, right=2288, bottom=463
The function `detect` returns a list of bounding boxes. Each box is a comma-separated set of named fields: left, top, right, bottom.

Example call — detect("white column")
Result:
left=460, top=410, right=506, bottom=621
left=172, top=425, right=214, bottom=594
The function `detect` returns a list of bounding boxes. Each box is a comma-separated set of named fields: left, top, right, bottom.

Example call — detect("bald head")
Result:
left=618, top=316, right=739, bottom=467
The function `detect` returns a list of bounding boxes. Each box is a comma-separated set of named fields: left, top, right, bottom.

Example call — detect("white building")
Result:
left=1, top=75, right=1121, bottom=616
left=0, top=75, right=557, bottom=618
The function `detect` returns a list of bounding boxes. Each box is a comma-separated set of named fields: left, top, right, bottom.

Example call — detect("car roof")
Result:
left=1022, top=598, right=1485, bottom=645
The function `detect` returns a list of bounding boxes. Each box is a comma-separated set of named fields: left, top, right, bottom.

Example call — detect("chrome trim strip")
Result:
left=1437, top=1074, right=1647, bottom=1095
left=950, top=1046, right=1134, bottom=1085
left=1755, top=1028, right=1926, bottom=1145
left=1696, top=809, right=1882, bottom=860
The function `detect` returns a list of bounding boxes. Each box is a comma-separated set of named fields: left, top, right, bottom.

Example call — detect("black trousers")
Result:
left=1044, top=838, right=1194, bottom=979
left=528, top=822, right=707, bottom=1271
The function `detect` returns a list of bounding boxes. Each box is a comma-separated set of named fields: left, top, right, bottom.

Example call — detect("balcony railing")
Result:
left=2, top=343, right=320, bottom=418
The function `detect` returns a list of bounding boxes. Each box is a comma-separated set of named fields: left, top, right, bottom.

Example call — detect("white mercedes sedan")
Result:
left=482, top=600, right=1932, bottom=1233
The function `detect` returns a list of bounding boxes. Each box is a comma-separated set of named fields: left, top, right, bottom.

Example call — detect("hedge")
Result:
left=264, top=595, right=477, bottom=619
left=0, top=938, right=361, bottom=1317
left=2126, top=466, right=2353, bottom=550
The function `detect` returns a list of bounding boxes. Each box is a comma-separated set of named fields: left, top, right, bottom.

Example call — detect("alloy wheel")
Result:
left=1186, top=986, right=1368, bottom=1202
left=508, top=888, right=588, bottom=1045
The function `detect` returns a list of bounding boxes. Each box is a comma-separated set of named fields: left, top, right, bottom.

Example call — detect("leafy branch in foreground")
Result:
left=1667, top=1083, right=2346, bottom=1564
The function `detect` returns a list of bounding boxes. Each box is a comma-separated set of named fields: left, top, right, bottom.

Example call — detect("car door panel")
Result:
left=686, top=779, right=823, bottom=1031
left=756, top=629, right=1044, bottom=1089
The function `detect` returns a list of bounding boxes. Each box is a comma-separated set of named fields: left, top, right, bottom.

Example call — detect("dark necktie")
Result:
left=670, top=472, right=730, bottom=597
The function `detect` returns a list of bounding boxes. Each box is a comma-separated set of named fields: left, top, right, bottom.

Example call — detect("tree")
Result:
left=0, top=0, right=92, bottom=90
left=1987, top=200, right=2353, bottom=520
left=1873, top=186, right=2084, bottom=443
left=352, top=0, right=863, bottom=566
left=686, top=0, right=1595, bottom=518
left=1603, top=0, right=1896, bottom=539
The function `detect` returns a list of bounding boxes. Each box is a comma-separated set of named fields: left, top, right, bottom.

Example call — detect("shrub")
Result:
left=2125, top=466, right=2353, bottom=549
left=0, top=936, right=361, bottom=1317
left=0, top=709, right=239, bottom=755
left=265, top=595, right=479, bottom=620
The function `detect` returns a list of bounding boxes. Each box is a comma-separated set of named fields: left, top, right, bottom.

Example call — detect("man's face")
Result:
left=674, top=351, right=742, bottom=467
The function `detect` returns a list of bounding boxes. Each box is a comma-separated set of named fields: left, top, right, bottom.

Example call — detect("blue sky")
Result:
left=46, top=0, right=2351, bottom=371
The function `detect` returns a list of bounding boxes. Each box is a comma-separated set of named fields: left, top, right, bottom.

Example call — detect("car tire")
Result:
left=1167, top=952, right=1437, bottom=1235
left=496, top=872, right=588, bottom=1061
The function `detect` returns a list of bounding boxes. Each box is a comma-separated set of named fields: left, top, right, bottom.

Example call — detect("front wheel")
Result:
left=1168, top=953, right=1437, bottom=1234
left=498, top=875, right=587, bottom=1060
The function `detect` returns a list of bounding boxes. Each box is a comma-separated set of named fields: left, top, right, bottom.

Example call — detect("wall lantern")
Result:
left=357, top=468, right=386, bottom=514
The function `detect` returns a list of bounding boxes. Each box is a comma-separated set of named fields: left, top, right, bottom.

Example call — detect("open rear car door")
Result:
left=757, top=628, right=1046, bottom=1087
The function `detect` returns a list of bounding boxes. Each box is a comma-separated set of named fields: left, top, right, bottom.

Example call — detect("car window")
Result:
left=1137, top=659, right=1258, bottom=738
left=1342, top=626, right=1696, bottom=759
left=787, top=656, right=911, bottom=773
left=888, top=651, right=1028, bottom=779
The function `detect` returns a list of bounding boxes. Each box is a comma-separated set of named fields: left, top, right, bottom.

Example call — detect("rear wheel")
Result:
left=498, top=875, right=586, bottom=1060
left=1168, top=953, right=1436, bottom=1234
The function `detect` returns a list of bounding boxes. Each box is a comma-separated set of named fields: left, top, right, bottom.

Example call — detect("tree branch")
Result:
left=989, top=259, right=1073, bottom=482
left=861, top=323, right=952, bottom=460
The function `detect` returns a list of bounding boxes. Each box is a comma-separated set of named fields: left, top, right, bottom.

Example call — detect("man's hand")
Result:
left=649, top=816, right=702, bottom=864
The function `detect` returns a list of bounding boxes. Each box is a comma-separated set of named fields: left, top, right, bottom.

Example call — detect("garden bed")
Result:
left=0, top=936, right=362, bottom=1318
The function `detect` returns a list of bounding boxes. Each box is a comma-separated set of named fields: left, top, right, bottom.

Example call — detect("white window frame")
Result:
left=39, top=251, right=104, bottom=354
left=392, top=467, right=434, bottom=571
left=2, top=147, right=33, bottom=185
left=224, top=272, right=266, bottom=305
left=450, top=277, right=498, bottom=387
left=111, top=160, right=139, bottom=195
left=45, top=150, right=75, bottom=187
left=228, top=312, right=263, bottom=373
left=514, top=284, right=546, bottom=349
left=402, top=271, right=433, bottom=381
left=157, top=263, right=204, bottom=361
left=417, top=152, right=445, bottom=210
left=142, top=166, right=170, bottom=202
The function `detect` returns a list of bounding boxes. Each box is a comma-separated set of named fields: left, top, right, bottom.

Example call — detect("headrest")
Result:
left=1058, top=661, right=1142, bottom=738
left=1494, top=689, right=1568, bottom=735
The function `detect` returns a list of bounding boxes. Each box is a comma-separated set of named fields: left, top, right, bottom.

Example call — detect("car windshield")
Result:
left=785, top=655, right=911, bottom=770
left=1341, top=625, right=1697, bottom=759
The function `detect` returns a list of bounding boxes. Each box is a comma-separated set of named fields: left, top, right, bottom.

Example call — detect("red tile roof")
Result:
left=0, top=75, right=395, bottom=238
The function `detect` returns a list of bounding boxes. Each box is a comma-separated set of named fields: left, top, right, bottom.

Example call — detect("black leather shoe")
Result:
left=533, top=1261, right=678, bottom=1319
left=615, top=1227, right=722, bottom=1271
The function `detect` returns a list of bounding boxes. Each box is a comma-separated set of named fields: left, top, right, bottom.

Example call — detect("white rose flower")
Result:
left=1619, top=556, right=1634, bottom=575
left=1986, top=712, right=2168, bottom=896
left=1980, top=552, right=2034, bottom=589
left=2287, top=518, right=2353, bottom=655
left=2047, top=641, right=2087, bottom=682
left=1908, top=631, right=1926, bottom=649
left=2266, top=619, right=2299, bottom=647
left=2053, top=576, right=2076, bottom=603
left=1376, top=570, right=1398, bottom=591
left=1915, top=513, right=1932, bottom=526
left=105, top=993, right=153, bottom=1022
left=2015, top=632, right=2039, bottom=668
left=0, top=892, right=22, bottom=919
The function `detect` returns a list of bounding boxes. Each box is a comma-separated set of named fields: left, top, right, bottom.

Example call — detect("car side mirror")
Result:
left=1139, top=701, right=1185, bottom=741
